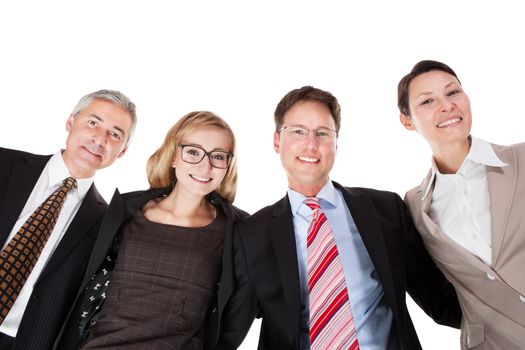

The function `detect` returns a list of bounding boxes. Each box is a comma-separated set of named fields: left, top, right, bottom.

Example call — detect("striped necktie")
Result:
left=304, top=197, right=359, bottom=350
left=0, top=177, right=77, bottom=323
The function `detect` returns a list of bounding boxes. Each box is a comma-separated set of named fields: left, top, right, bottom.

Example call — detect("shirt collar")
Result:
left=422, top=136, right=507, bottom=200
left=287, top=179, right=338, bottom=216
left=47, top=150, right=95, bottom=200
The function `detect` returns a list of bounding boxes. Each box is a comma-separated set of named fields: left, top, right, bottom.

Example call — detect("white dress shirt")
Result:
left=425, top=137, right=507, bottom=266
left=0, top=151, right=94, bottom=337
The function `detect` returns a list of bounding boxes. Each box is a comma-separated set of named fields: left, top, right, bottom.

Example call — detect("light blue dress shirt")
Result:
left=288, top=180, right=395, bottom=350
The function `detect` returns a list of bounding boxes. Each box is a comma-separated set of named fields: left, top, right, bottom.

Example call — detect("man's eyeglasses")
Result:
left=178, top=144, right=233, bottom=169
left=278, top=125, right=338, bottom=141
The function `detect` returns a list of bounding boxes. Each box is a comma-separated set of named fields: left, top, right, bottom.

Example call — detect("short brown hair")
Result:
left=397, top=60, right=460, bottom=116
left=146, top=111, right=238, bottom=203
left=274, top=86, right=341, bottom=132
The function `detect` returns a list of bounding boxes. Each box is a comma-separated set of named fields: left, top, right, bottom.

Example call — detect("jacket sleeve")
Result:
left=215, top=224, right=259, bottom=349
left=398, top=193, right=462, bottom=328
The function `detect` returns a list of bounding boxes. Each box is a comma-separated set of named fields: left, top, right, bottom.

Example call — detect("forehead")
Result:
left=283, top=100, right=335, bottom=128
left=182, top=125, right=231, bottom=150
left=80, top=99, right=132, bottom=127
left=409, top=70, right=460, bottom=96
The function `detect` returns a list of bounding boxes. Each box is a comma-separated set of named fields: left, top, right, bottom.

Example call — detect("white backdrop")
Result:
left=2, top=1, right=524, bottom=349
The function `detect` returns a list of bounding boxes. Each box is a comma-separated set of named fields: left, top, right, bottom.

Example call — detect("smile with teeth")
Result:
left=436, top=117, right=462, bottom=128
left=190, top=174, right=212, bottom=183
left=298, top=156, right=319, bottom=163
left=84, top=146, right=102, bottom=157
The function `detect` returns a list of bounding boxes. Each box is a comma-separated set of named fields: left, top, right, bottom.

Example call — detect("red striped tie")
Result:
left=305, top=197, right=359, bottom=350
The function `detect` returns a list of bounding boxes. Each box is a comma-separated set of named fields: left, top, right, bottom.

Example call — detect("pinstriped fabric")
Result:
left=0, top=177, right=77, bottom=323
left=305, top=197, right=359, bottom=350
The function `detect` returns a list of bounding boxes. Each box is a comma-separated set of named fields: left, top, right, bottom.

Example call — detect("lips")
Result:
left=190, top=174, right=212, bottom=183
left=436, top=116, right=462, bottom=128
left=298, top=156, right=320, bottom=163
left=82, top=145, right=103, bottom=158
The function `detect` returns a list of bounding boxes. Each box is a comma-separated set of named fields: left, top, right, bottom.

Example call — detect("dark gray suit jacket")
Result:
left=0, top=147, right=106, bottom=350
left=222, top=181, right=462, bottom=350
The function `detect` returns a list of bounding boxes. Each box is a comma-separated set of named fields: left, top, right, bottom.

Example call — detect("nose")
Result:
left=304, top=131, right=319, bottom=149
left=198, top=154, right=214, bottom=170
left=440, top=97, right=454, bottom=112
left=90, top=128, right=108, bottom=146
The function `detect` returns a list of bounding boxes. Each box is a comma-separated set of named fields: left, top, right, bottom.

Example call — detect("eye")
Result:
left=315, top=130, right=330, bottom=138
left=211, top=153, right=226, bottom=161
left=420, top=98, right=433, bottom=105
left=290, top=127, right=307, bottom=135
left=185, top=148, right=202, bottom=156
left=447, top=89, right=461, bottom=96
left=88, top=119, right=98, bottom=127
left=111, top=132, right=122, bottom=141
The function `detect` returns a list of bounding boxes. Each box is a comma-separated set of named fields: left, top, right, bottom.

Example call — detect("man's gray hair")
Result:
left=72, top=89, right=137, bottom=147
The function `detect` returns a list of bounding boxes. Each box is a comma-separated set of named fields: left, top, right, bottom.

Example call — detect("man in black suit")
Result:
left=0, top=89, right=136, bottom=350
left=223, top=86, right=461, bottom=349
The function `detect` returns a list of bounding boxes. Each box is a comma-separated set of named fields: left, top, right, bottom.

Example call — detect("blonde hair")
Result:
left=147, top=111, right=238, bottom=203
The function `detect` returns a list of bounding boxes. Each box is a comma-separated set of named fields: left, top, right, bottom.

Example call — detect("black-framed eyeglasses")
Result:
left=278, top=125, right=338, bottom=141
left=178, top=144, right=233, bottom=169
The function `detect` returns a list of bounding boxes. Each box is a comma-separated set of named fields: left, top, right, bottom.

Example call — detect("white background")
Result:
left=1, top=1, right=524, bottom=349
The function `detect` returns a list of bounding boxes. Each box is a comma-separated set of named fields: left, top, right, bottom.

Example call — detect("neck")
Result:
left=289, top=180, right=328, bottom=198
left=431, top=138, right=470, bottom=174
left=163, top=185, right=213, bottom=217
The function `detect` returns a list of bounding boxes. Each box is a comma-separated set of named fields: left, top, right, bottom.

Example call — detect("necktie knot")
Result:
left=63, top=177, right=77, bottom=191
left=304, top=197, right=320, bottom=211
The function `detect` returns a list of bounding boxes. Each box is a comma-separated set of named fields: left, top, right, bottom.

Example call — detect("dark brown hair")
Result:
left=397, top=60, right=460, bottom=116
left=274, top=86, right=341, bottom=131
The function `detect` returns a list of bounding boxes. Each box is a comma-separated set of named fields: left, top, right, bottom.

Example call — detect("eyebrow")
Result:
left=416, top=81, right=460, bottom=99
left=88, top=113, right=126, bottom=136
left=183, top=143, right=230, bottom=153
left=288, top=124, right=334, bottom=130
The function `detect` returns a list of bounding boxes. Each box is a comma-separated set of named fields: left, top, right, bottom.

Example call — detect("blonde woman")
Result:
left=56, top=111, right=247, bottom=350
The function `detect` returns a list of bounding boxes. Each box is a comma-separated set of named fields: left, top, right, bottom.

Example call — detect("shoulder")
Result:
left=220, top=201, right=249, bottom=222
left=236, top=197, right=287, bottom=231
left=121, top=187, right=169, bottom=205
left=0, top=146, right=48, bottom=165
left=336, top=182, right=402, bottom=203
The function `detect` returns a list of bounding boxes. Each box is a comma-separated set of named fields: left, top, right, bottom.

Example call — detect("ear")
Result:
left=273, top=131, right=280, bottom=153
left=117, top=146, right=128, bottom=158
left=65, top=114, right=75, bottom=132
left=400, top=113, right=416, bottom=131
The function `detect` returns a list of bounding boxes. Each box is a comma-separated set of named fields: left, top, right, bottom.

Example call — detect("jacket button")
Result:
left=486, top=272, right=496, bottom=281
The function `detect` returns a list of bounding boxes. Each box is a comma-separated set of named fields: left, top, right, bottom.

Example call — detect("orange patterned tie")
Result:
left=0, top=177, right=77, bottom=323
left=305, top=197, right=360, bottom=350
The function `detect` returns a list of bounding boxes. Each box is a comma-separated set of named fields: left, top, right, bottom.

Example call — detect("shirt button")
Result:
left=486, top=272, right=496, bottom=281
left=520, top=295, right=525, bottom=303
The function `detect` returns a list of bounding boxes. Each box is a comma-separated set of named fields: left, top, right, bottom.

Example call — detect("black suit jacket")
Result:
left=54, top=187, right=248, bottom=350
left=0, top=147, right=106, bottom=350
left=222, top=181, right=461, bottom=350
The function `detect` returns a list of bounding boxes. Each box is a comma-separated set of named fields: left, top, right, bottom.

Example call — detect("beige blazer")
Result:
left=405, top=142, right=525, bottom=349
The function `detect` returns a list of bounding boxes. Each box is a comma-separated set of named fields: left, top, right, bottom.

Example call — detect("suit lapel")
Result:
left=39, top=184, right=106, bottom=281
left=337, top=184, right=398, bottom=314
left=216, top=201, right=235, bottom=316
left=79, top=187, right=168, bottom=289
left=487, top=145, right=516, bottom=266
left=78, top=188, right=127, bottom=288
left=0, top=154, right=48, bottom=243
left=269, top=195, right=301, bottom=340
